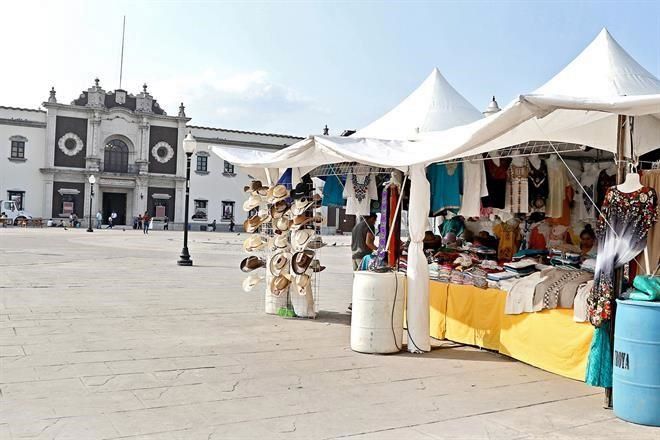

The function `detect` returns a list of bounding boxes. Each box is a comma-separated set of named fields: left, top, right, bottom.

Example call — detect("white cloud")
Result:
left=151, top=70, right=325, bottom=135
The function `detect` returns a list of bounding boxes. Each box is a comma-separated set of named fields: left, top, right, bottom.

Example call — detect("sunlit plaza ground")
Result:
left=0, top=228, right=657, bottom=439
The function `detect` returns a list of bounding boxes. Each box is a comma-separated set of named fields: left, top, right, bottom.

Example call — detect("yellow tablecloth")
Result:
left=429, top=281, right=594, bottom=381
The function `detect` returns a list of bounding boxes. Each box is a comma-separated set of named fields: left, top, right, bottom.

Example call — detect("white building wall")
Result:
left=0, top=107, right=47, bottom=217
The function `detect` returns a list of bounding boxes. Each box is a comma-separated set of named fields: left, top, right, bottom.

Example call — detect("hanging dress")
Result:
left=585, top=186, right=658, bottom=387
left=388, top=184, right=402, bottom=268
left=482, top=158, right=512, bottom=209
left=576, top=166, right=600, bottom=222
left=322, top=174, right=346, bottom=207
left=596, top=168, right=617, bottom=209
left=528, top=159, right=549, bottom=212
left=343, top=172, right=378, bottom=216
left=546, top=159, right=568, bottom=218
left=428, top=163, right=463, bottom=215
left=505, top=162, right=530, bottom=214
left=459, top=160, right=488, bottom=218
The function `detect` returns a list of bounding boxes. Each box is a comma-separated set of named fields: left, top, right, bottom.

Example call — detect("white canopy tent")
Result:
left=210, top=28, right=660, bottom=353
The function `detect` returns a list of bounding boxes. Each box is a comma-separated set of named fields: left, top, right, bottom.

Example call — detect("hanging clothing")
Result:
left=576, top=166, right=600, bottom=222
left=528, top=159, right=549, bottom=212
left=343, top=172, right=378, bottom=216
left=459, top=160, right=488, bottom=218
left=440, top=216, right=465, bottom=238
left=640, top=170, right=660, bottom=273
left=322, top=175, right=346, bottom=207
left=505, top=162, right=530, bottom=214
left=388, top=184, right=402, bottom=268
left=376, top=185, right=391, bottom=265
left=548, top=185, right=574, bottom=226
left=493, top=221, right=521, bottom=261
left=529, top=222, right=550, bottom=250
left=596, top=168, right=617, bottom=208
left=482, top=158, right=512, bottom=209
left=585, top=186, right=658, bottom=387
left=428, top=163, right=463, bottom=215
left=546, top=159, right=568, bottom=218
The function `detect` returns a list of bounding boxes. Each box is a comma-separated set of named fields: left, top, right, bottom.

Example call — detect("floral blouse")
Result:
left=587, top=186, right=658, bottom=327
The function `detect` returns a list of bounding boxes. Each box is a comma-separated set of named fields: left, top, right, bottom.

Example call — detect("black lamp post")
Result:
left=86, top=174, right=96, bottom=232
left=178, top=132, right=196, bottom=266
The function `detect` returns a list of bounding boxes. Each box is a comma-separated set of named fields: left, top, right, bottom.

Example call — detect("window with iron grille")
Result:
left=222, top=201, right=235, bottom=220
left=10, top=140, right=25, bottom=159
left=223, top=161, right=235, bottom=175
left=196, top=155, right=208, bottom=172
left=193, top=199, right=208, bottom=220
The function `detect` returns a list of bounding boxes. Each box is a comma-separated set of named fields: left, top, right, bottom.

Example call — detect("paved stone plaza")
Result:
left=0, top=228, right=657, bottom=439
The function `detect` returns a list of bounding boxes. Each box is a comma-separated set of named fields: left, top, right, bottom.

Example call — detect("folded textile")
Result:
left=487, top=271, right=517, bottom=281
left=574, top=280, right=593, bottom=322
left=504, top=271, right=545, bottom=314
left=533, top=268, right=594, bottom=311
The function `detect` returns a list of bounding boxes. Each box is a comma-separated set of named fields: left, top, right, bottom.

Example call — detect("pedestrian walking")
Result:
left=95, top=210, right=102, bottom=229
left=163, top=217, right=169, bottom=230
left=107, top=215, right=113, bottom=229
left=212, top=219, right=217, bottom=232
left=228, top=217, right=234, bottom=232
left=143, top=211, right=150, bottom=234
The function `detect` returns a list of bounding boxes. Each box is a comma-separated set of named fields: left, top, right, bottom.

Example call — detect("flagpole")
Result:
left=119, top=15, right=126, bottom=88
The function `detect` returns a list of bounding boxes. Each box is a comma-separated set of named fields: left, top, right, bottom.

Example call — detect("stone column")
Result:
left=42, top=175, right=54, bottom=220
left=86, top=111, right=102, bottom=171
left=175, top=180, right=185, bottom=223
left=136, top=117, right=150, bottom=173
left=134, top=178, right=148, bottom=217
left=44, top=108, right=58, bottom=168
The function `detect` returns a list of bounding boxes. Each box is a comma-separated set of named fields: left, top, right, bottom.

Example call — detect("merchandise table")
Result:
left=429, top=281, right=594, bottom=381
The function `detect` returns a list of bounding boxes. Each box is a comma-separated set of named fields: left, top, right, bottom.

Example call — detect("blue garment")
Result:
left=585, top=322, right=613, bottom=387
left=322, top=175, right=346, bottom=207
left=277, top=168, right=292, bottom=189
left=427, top=163, right=463, bottom=215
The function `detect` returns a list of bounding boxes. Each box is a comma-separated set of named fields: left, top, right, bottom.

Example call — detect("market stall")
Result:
left=211, top=29, right=660, bottom=393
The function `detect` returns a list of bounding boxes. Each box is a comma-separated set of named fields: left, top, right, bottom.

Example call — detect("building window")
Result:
left=104, top=139, right=129, bottom=173
left=193, top=199, right=208, bottom=220
left=222, top=201, right=235, bottom=221
left=11, top=140, right=25, bottom=159
left=7, top=191, right=25, bottom=210
left=196, top=155, right=208, bottom=172
left=223, top=161, right=235, bottom=175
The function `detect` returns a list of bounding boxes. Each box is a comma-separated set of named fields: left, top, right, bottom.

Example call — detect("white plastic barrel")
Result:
left=351, top=271, right=405, bottom=354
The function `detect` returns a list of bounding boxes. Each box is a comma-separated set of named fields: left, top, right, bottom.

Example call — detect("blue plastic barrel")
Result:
left=613, top=299, right=660, bottom=426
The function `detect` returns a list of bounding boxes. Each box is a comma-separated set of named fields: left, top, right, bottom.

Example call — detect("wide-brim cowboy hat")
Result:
left=274, top=216, right=292, bottom=233
left=290, top=214, right=323, bottom=230
left=305, top=236, right=326, bottom=250
left=270, top=200, right=290, bottom=219
left=242, top=274, right=264, bottom=292
left=290, top=229, right=314, bottom=251
left=244, top=180, right=269, bottom=196
left=291, top=249, right=315, bottom=275
left=243, top=212, right=271, bottom=233
left=240, top=255, right=266, bottom=273
left=243, top=234, right=267, bottom=252
left=290, top=197, right=316, bottom=216
left=270, top=274, right=291, bottom=297
left=269, top=251, right=292, bottom=277
left=310, top=259, right=326, bottom=273
left=243, top=193, right=263, bottom=212
left=294, top=273, right=311, bottom=296
left=266, top=184, right=289, bottom=204
left=268, top=233, right=290, bottom=251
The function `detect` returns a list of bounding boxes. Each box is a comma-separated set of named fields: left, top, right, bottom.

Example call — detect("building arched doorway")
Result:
left=104, top=139, right=129, bottom=173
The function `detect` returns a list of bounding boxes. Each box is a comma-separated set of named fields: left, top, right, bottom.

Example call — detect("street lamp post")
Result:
left=86, top=175, right=96, bottom=232
left=178, top=132, right=196, bottom=266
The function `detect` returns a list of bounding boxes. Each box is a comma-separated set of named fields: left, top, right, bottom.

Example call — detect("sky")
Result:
left=2, top=1, right=659, bottom=137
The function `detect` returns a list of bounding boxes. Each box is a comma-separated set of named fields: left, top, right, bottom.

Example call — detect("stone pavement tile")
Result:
left=333, top=426, right=445, bottom=440
left=107, top=405, right=206, bottom=438
left=1, top=377, right=87, bottom=400
left=0, top=346, right=24, bottom=357
left=45, top=390, right=145, bottom=417
left=412, top=417, right=527, bottom=439
left=81, top=372, right=163, bottom=392
left=132, top=383, right=226, bottom=408
left=534, top=416, right=660, bottom=440
left=105, top=358, right=180, bottom=375
left=0, top=423, right=10, bottom=439
left=8, top=414, right=118, bottom=439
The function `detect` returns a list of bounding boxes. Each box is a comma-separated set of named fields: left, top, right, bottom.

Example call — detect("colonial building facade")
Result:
left=0, top=80, right=302, bottom=229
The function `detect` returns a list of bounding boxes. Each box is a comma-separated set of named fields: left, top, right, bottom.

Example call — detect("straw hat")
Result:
left=310, top=259, right=326, bottom=273
left=269, top=251, right=291, bottom=277
left=266, top=184, right=289, bottom=204
left=294, top=273, right=311, bottom=296
left=268, top=234, right=290, bottom=251
left=243, top=234, right=267, bottom=252
left=243, top=211, right=270, bottom=233
left=242, top=193, right=263, bottom=212
left=239, top=255, right=266, bottom=272
left=291, top=197, right=316, bottom=216
left=270, top=200, right=290, bottom=219
left=290, top=214, right=323, bottom=230
left=274, top=216, right=292, bottom=233
left=244, top=180, right=269, bottom=196
left=270, top=274, right=291, bottom=296
left=290, top=229, right=314, bottom=251
left=291, top=250, right=315, bottom=275
left=305, top=236, right=326, bottom=250
left=242, top=274, right=264, bottom=292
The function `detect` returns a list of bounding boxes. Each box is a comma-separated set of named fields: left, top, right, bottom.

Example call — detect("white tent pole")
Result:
left=405, top=164, right=431, bottom=353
